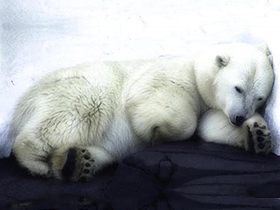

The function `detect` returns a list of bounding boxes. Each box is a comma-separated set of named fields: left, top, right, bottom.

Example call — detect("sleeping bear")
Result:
left=11, top=43, right=274, bottom=181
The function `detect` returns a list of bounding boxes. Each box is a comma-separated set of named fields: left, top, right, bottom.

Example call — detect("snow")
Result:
left=1, top=0, right=280, bottom=156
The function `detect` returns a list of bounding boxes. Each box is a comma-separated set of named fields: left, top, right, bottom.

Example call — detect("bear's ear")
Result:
left=216, top=55, right=229, bottom=68
left=257, top=42, right=271, bottom=56
left=257, top=43, right=273, bottom=67
left=268, top=54, right=273, bottom=67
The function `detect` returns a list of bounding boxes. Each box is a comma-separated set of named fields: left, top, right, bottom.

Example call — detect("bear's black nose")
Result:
left=234, top=115, right=245, bottom=126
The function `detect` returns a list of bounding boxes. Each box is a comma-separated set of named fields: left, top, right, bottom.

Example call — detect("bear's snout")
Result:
left=230, top=115, right=246, bottom=126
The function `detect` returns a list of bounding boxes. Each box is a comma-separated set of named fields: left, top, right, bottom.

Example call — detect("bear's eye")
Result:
left=258, top=97, right=263, bottom=101
left=235, top=86, right=243, bottom=94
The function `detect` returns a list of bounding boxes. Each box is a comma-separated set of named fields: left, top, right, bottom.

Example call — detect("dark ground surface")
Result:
left=0, top=136, right=280, bottom=210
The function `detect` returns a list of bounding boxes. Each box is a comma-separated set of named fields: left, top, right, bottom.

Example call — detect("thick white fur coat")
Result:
left=10, top=43, right=274, bottom=180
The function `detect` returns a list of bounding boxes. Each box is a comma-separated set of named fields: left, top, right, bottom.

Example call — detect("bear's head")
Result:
left=195, top=43, right=274, bottom=126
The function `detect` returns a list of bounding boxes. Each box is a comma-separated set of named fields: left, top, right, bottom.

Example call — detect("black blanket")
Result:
left=1, top=136, right=280, bottom=210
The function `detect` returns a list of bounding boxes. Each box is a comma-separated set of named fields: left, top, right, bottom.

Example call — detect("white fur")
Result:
left=10, top=43, right=274, bottom=177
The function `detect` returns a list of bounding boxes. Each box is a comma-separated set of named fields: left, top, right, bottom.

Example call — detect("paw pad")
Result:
left=257, top=137, right=264, bottom=143
left=62, top=147, right=95, bottom=181
left=247, top=119, right=271, bottom=155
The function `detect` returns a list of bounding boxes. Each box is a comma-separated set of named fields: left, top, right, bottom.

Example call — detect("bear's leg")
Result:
left=198, top=110, right=271, bottom=154
left=127, top=93, right=198, bottom=144
left=13, top=131, right=52, bottom=176
left=51, top=145, right=113, bottom=181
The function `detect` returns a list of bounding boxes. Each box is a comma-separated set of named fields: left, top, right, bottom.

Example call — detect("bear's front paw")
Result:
left=52, top=147, right=95, bottom=181
left=246, top=117, right=271, bottom=154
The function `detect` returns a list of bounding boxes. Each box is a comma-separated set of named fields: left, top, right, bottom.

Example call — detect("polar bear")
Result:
left=11, top=43, right=274, bottom=181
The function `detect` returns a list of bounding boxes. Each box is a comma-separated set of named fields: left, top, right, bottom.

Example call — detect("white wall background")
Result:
left=1, top=0, right=280, bottom=156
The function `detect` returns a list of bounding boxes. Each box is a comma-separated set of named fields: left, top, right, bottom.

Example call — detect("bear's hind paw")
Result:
left=52, top=147, right=95, bottom=181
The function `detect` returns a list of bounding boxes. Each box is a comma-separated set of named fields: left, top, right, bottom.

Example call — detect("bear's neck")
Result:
left=193, top=62, right=218, bottom=113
